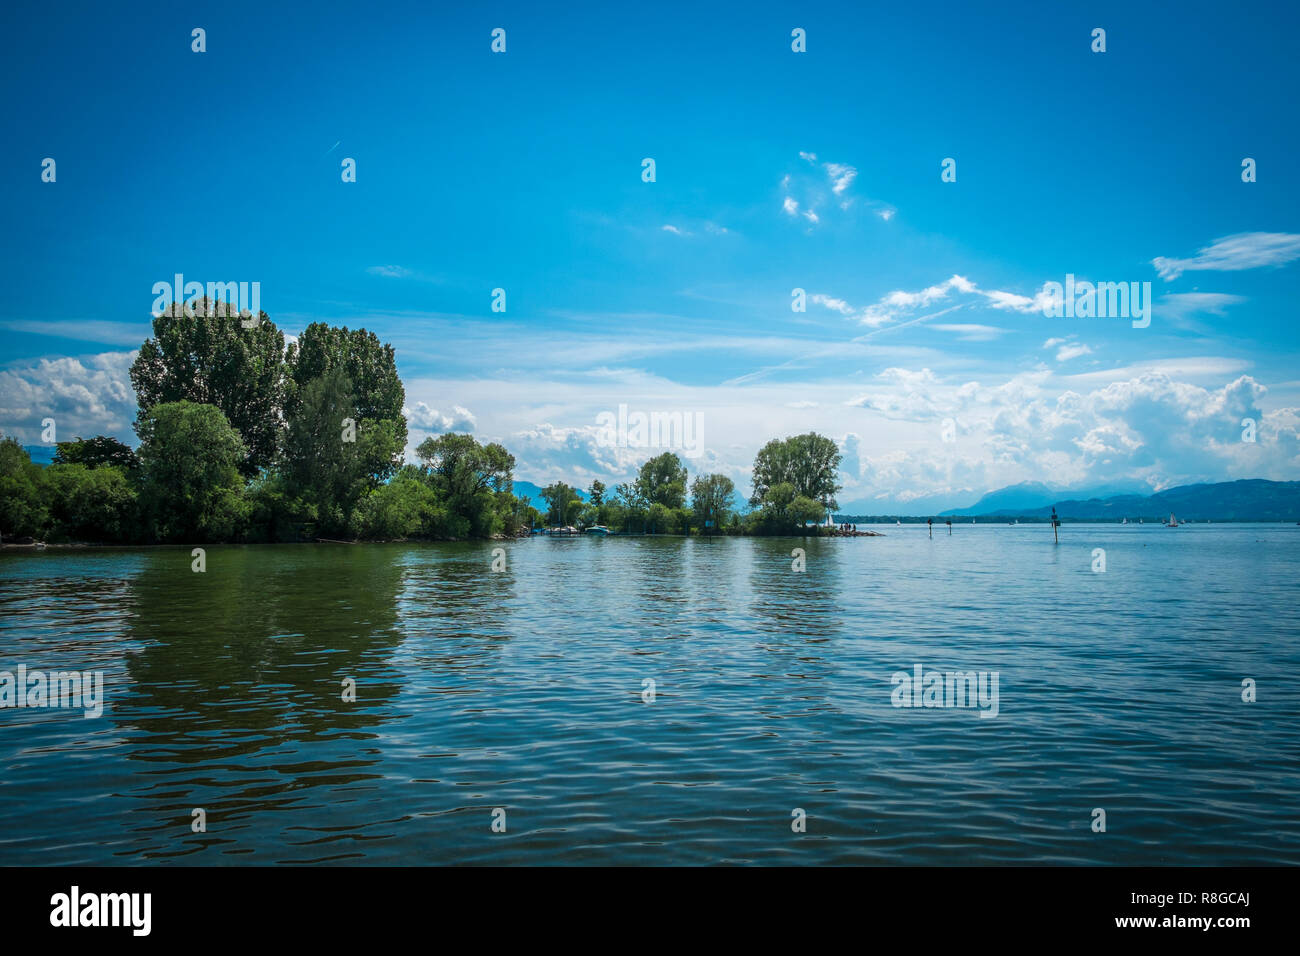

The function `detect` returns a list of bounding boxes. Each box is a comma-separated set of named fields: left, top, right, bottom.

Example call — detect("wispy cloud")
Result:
left=931, top=323, right=1007, bottom=341
left=1055, top=342, right=1093, bottom=362
left=1152, top=232, right=1300, bottom=281
left=817, top=275, right=1050, bottom=328
left=367, top=265, right=412, bottom=278
left=825, top=162, right=857, bottom=196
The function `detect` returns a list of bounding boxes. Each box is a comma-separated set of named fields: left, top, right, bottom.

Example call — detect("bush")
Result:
left=44, top=464, right=137, bottom=542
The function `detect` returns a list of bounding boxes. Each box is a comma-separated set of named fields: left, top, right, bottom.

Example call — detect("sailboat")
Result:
left=1122, top=518, right=1127, bottom=524
left=1164, top=512, right=1180, bottom=528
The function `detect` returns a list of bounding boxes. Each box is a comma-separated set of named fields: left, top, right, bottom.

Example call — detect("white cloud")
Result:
left=825, top=162, right=857, bottom=196
left=403, top=402, right=476, bottom=433
left=825, top=275, right=1066, bottom=328
left=798, top=151, right=817, bottom=164
left=661, top=224, right=685, bottom=235
left=0, top=351, right=138, bottom=444
left=782, top=196, right=799, bottom=216
left=1152, top=232, right=1300, bottom=281
left=842, top=365, right=1297, bottom=498
left=810, top=294, right=856, bottom=316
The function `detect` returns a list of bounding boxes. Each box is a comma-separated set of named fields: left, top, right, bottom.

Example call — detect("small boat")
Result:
left=584, top=525, right=612, bottom=535
left=1122, top=518, right=1127, bottom=524
left=1164, top=513, right=1179, bottom=528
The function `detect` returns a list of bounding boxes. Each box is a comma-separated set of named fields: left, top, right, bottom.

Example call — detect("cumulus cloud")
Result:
left=843, top=365, right=1297, bottom=496
left=0, top=351, right=137, bottom=443
left=1152, top=232, right=1300, bottom=281
left=403, top=402, right=476, bottom=433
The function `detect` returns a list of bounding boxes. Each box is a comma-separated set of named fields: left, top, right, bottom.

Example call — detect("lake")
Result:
left=1, top=524, right=1297, bottom=865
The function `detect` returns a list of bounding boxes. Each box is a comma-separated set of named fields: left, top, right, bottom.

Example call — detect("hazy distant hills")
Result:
left=940, top=481, right=1150, bottom=516
left=838, top=480, right=1149, bottom=518
left=837, top=479, right=1300, bottom=521
left=1002, top=479, right=1300, bottom=522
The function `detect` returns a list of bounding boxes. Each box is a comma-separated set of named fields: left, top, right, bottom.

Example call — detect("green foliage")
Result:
left=287, top=323, right=407, bottom=485
left=280, top=368, right=372, bottom=536
left=749, top=433, right=842, bottom=510
left=646, top=502, right=673, bottom=534
left=43, top=464, right=138, bottom=542
left=416, top=433, right=515, bottom=538
left=635, top=452, right=688, bottom=509
left=0, top=438, right=48, bottom=538
left=53, top=436, right=139, bottom=472
left=130, top=299, right=286, bottom=476
left=137, top=401, right=249, bottom=542
left=690, top=473, right=735, bottom=532
left=350, top=474, right=442, bottom=540
left=540, top=481, right=580, bottom=526
left=789, top=495, right=826, bottom=529
left=588, top=479, right=606, bottom=506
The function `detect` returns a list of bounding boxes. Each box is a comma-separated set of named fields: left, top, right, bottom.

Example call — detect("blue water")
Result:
left=0, top=524, right=1297, bottom=864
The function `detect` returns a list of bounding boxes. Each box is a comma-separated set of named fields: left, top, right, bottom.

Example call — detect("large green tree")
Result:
left=415, top=433, right=515, bottom=537
left=749, top=433, right=842, bottom=510
left=635, top=452, right=688, bottom=509
left=130, top=299, right=286, bottom=476
left=280, top=368, right=377, bottom=535
left=540, top=481, right=581, bottom=526
left=287, top=323, right=406, bottom=482
left=137, top=401, right=249, bottom=541
left=691, top=473, right=735, bottom=533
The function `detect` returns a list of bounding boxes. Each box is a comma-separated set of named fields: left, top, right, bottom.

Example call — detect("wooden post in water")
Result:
left=1051, top=506, right=1060, bottom=544
left=946, top=518, right=952, bottom=535
left=928, top=517, right=933, bottom=539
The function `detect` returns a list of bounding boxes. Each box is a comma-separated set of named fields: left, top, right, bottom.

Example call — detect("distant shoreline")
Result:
left=5, top=520, right=1298, bottom=552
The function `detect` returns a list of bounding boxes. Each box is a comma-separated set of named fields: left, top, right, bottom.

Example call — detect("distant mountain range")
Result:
left=940, top=481, right=1151, bottom=516
left=1002, top=479, right=1300, bottom=522
left=837, top=479, right=1300, bottom=521
left=836, top=480, right=1149, bottom=517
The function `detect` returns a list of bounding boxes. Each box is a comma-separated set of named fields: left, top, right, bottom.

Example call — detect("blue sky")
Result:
left=2, top=0, right=1299, bottom=508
